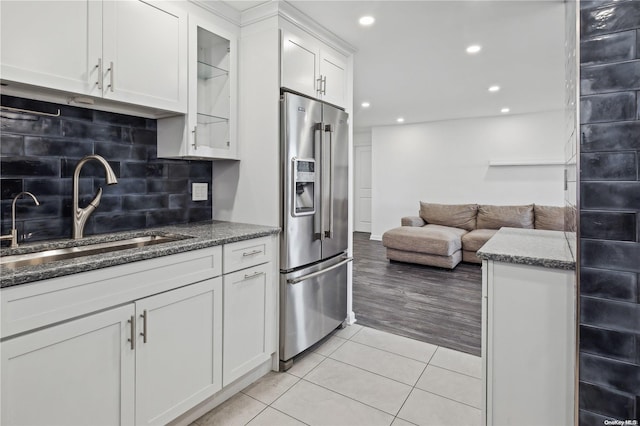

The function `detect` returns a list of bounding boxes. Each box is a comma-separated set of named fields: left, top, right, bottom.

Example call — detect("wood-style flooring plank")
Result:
left=352, top=232, right=482, bottom=356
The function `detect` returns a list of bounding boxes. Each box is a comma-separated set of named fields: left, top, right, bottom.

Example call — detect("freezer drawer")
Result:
left=279, top=255, right=350, bottom=362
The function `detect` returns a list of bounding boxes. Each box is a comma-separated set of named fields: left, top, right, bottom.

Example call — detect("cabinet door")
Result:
left=281, top=29, right=318, bottom=99
left=0, top=0, right=102, bottom=96
left=1, top=305, right=135, bottom=426
left=320, top=49, right=347, bottom=107
left=223, top=263, right=272, bottom=386
left=135, top=278, right=222, bottom=426
left=102, top=0, right=187, bottom=113
left=190, top=16, right=238, bottom=159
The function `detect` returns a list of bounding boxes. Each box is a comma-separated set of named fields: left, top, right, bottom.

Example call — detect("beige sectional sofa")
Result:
left=382, top=203, right=565, bottom=269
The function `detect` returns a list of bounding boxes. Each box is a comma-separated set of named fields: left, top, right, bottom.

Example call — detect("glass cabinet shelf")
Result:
left=198, top=61, right=228, bottom=80
left=197, top=112, right=228, bottom=124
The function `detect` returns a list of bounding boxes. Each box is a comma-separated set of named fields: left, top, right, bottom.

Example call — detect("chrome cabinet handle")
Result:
left=96, top=58, right=103, bottom=90
left=242, top=249, right=262, bottom=257
left=244, top=271, right=265, bottom=280
left=316, top=76, right=323, bottom=94
left=107, top=61, right=114, bottom=92
left=140, top=310, right=148, bottom=343
left=128, top=315, right=135, bottom=350
left=321, top=76, right=327, bottom=95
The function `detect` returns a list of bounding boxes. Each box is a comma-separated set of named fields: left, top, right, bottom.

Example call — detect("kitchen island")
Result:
left=477, top=227, right=576, bottom=426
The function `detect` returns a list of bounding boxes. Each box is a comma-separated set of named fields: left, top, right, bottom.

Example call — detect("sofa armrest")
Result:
left=401, top=216, right=426, bottom=227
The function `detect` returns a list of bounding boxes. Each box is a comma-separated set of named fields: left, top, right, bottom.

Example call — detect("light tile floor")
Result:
left=191, top=325, right=482, bottom=426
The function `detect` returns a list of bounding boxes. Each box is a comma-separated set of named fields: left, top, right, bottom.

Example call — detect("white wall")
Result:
left=370, top=110, right=565, bottom=239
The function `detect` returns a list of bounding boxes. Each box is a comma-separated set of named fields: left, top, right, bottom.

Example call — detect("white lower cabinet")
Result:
left=482, top=260, right=575, bottom=426
left=1, top=304, right=136, bottom=426
left=1, top=237, right=277, bottom=425
left=135, top=278, right=222, bottom=426
left=223, top=263, right=272, bottom=386
left=1, top=278, right=223, bottom=426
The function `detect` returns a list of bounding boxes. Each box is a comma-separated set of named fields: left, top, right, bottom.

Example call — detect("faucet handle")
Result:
left=89, top=187, right=103, bottom=210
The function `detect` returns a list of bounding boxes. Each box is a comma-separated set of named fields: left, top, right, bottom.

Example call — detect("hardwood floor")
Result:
left=352, top=232, right=482, bottom=356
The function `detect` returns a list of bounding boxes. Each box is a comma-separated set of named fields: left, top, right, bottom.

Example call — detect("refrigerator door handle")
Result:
left=286, top=256, right=353, bottom=284
left=314, top=122, right=325, bottom=240
left=324, top=124, right=334, bottom=239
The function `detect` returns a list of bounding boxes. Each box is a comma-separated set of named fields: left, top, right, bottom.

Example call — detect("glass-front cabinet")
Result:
left=158, top=16, right=237, bottom=160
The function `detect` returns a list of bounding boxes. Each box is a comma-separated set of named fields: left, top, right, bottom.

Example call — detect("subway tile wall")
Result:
left=0, top=95, right=212, bottom=244
left=579, top=1, right=640, bottom=423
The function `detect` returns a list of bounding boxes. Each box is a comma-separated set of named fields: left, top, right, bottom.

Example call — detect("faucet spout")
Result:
left=73, top=155, right=118, bottom=239
left=0, top=191, right=40, bottom=248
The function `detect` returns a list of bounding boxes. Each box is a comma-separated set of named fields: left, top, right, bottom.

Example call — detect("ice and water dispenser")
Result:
left=292, top=158, right=315, bottom=215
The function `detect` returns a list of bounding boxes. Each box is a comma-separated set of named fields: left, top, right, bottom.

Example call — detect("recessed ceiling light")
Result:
left=359, top=16, right=375, bottom=26
left=397, top=117, right=405, bottom=123
left=501, top=108, right=510, bottom=113
left=466, top=45, right=482, bottom=54
left=361, top=102, right=371, bottom=108
left=488, top=85, right=500, bottom=92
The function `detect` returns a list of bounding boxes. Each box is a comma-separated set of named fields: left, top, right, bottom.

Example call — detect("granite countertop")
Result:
left=476, top=227, right=576, bottom=270
left=0, top=221, right=280, bottom=288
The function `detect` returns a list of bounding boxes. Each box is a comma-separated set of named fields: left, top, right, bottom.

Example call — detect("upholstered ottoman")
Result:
left=382, top=224, right=466, bottom=269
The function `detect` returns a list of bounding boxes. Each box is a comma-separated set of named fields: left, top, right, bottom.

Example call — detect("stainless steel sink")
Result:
left=0, top=234, right=190, bottom=270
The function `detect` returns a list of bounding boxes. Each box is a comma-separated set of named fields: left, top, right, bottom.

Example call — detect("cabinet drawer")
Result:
left=223, top=236, right=273, bottom=273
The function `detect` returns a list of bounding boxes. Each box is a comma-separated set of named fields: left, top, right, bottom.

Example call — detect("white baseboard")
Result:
left=369, top=234, right=382, bottom=241
left=347, top=311, right=357, bottom=325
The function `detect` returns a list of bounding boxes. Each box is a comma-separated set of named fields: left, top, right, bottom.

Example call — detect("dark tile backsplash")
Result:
left=580, top=92, right=637, bottom=123
left=580, top=211, right=637, bottom=241
left=581, top=121, right=640, bottom=152
left=580, top=1, right=640, bottom=422
left=581, top=267, right=638, bottom=302
left=580, top=151, right=637, bottom=181
left=0, top=95, right=212, bottom=244
left=581, top=1, right=640, bottom=37
left=580, top=30, right=636, bottom=66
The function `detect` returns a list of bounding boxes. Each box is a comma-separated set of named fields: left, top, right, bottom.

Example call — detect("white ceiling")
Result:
left=223, top=0, right=566, bottom=131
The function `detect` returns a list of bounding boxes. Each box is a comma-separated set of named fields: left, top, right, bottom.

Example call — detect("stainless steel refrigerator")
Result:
left=279, top=91, right=351, bottom=369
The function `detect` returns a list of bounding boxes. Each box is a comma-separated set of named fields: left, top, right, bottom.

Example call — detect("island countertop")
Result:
left=476, top=227, right=576, bottom=270
left=0, top=221, right=280, bottom=288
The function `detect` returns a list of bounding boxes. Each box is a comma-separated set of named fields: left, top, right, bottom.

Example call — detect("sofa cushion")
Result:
left=387, top=248, right=462, bottom=269
left=461, top=229, right=498, bottom=252
left=534, top=205, right=565, bottom=231
left=419, top=202, right=478, bottom=231
left=476, top=204, right=534, bottom=230
left=382, top=224, right=466, bottom=256
left=401, top=216, right=426, bottom=227
left=462, top=250, right=481, bottom=264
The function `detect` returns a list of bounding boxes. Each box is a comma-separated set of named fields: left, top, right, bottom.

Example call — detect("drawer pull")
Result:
left=128, top=315, right=135, bottom=350
left=244, top=271, right=265, bottom=280
left=242, top=250, right=262, bottom=257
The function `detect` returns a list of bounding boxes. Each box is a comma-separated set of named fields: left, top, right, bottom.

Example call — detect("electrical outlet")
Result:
left=192, top=183, right=208, bottom=201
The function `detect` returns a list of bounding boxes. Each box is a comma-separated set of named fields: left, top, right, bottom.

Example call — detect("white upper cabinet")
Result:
left=158, top=15, right=237, bottom=159
left=101, top=1, right=187, bottom=112
left=281, top=28, right=348, bottom=107
left=0, top=1, right=102, bottom=96
left=281, top=31, right=318, bottom=97
left=319, top=48, right=348, bottom=107
left=0, top=0, right=187, bottom=114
